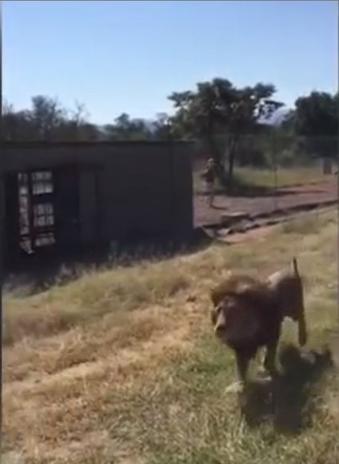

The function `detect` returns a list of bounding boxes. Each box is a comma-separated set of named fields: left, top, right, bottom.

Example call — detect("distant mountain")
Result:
left=96, top=109, right=292, bottom=138
left=98, top=118, right=157, bottom=131
left=96, top=118, right=159, bottom=140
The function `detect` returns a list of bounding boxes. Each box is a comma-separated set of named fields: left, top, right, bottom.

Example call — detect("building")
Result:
left=1, top=141, right=193, bottom=269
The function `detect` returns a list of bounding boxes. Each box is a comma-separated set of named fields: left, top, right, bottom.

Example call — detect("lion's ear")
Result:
left=210, top=307, right=217, bottom=325
left=210, top=288, right=219, bottom=307
left=292, top=257, right=299, bottom=276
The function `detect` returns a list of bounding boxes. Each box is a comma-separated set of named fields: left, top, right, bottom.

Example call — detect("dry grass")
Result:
left=2, top=209, right=339, bottom=464
left=234, top=166, right=325, bottom=188
left=3, top=262, right=191, bottom=346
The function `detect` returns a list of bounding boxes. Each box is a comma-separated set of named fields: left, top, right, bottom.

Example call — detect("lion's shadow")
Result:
left=241, top=344, right=334, bottom=434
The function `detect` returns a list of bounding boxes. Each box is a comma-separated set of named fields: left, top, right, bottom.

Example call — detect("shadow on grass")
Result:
left=242, top=344, right=334, bottom=435
left=3, top=227, right=223, bottom=296
left=197, top=184, right=275, bottom=198
left=197, top=175, right=325, bottom=198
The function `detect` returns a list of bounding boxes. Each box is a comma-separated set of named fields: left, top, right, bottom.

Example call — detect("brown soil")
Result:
left=194, top=177, right=338, bottom=227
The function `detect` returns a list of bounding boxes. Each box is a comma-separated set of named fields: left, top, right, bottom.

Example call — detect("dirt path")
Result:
left=194, top=177, right=338, bottom=227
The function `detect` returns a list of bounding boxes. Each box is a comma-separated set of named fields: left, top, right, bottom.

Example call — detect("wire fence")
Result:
left=193, top=134, right=338, bottom=191
left=192, top=134, right=338, bottom=225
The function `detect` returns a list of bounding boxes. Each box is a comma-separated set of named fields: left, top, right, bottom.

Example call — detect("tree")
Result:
left=295, top=91, right=338, bottom=136
left=104, top=113, right=152, bottom=140
left=168, top=78, right=282, bottom=186
left=294, top=91, right=338, bottom=158
left=114, top=112, right=132, bottom=136
left=3, top=97, right=101, bottom=142
left=31, top=95, right=66, bottom=140
left=152, top=113, right=171, bottom=140
left=77, top=123, right=100, bottom=141
left=2, top=102, right=35, bottom=141
left=56, top=101, right=100, bottom=141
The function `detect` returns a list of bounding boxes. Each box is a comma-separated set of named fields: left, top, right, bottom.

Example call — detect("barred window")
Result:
left=32, top=171, right=53, bottom=195
left=33, top=202, right=55, bottom=227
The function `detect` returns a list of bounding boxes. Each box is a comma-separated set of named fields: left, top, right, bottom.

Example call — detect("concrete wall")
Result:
left=1, top=141, right=193, bottom=260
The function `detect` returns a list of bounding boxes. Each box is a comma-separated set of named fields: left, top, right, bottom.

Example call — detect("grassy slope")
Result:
left=3, top=209, right=339, bottom=464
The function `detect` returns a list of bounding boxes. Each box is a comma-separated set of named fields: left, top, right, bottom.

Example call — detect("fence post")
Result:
left=271, top=132, right=278, bottom=211
left=323, top=157, right=332, bottom=175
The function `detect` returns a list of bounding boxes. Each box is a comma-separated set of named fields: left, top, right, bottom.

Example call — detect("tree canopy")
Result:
left=3, top=84, right=337, bottom=179
left=294, top=91, right=338, bottom=137
left=168, top=78, right=283, bottom=184
left=2, top=96, right=171, bottom=143
left=291, top=91, right=338, bottom=158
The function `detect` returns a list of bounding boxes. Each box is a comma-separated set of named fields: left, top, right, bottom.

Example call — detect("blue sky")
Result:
left=3, top=0, right=338, bottom=124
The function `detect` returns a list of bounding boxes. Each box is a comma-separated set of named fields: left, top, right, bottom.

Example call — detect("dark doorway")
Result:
left=54, top=165, right=80, bottom=254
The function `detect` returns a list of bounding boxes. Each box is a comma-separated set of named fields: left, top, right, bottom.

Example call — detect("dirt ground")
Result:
left=194, top=177, right=338, bottom=227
